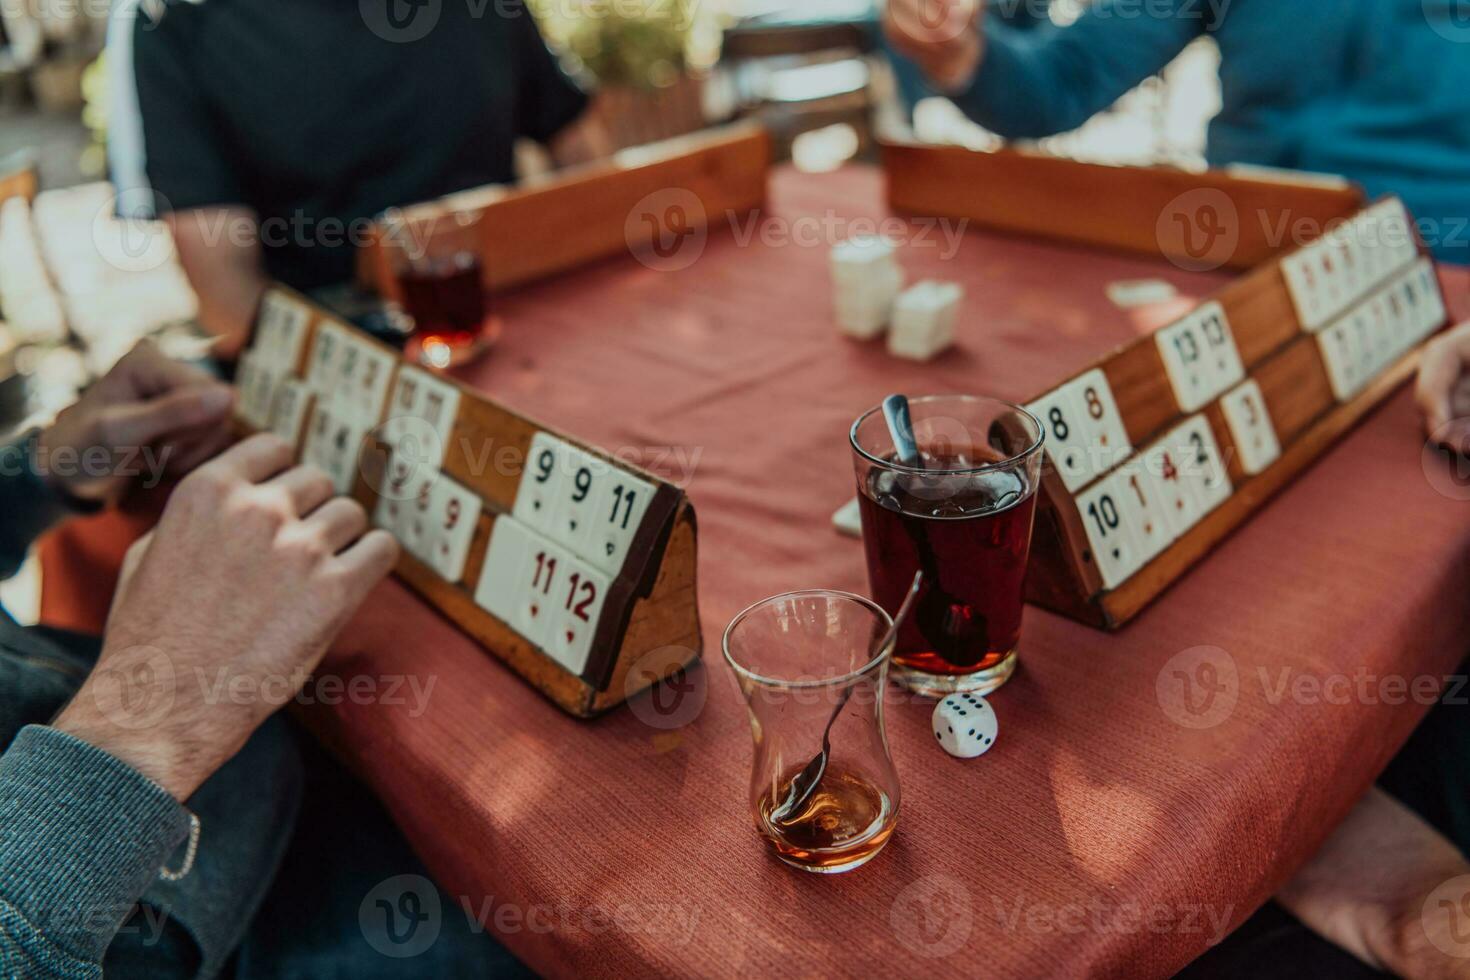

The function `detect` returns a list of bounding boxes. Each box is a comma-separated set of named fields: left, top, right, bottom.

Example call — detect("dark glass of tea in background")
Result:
left=850, top=396, right=1044, bottom=697
left=381, top=209, right=497, bottom=369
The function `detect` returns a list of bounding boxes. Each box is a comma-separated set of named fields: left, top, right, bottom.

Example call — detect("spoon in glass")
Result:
left=771, top=570, right=923, bottom=826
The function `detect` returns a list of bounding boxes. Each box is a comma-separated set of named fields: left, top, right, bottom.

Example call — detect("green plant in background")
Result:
left=78, top=52, right=108, bottom=178
left=530, top=0, right=706, bottom=90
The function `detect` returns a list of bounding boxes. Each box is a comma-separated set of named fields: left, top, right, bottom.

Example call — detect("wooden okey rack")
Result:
left=880, top=141, right=1449, bottom=628
left=234, top=287, right=702, bottom=716
left=1018, top=197, right=1449, bottom=627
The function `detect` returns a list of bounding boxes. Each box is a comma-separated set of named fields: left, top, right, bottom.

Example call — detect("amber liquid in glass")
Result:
left=859, top=452, right=1037, bottom=675
left=758, top=766, right=895, bottom=870
left=398, top=258, right=489, bottom=365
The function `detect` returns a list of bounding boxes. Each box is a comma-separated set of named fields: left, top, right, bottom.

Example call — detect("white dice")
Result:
left=831, top=237, right=904, bottom=339
left=931, top=692, right=998, bottom=759
left=888, top=281, right=962, bottom=361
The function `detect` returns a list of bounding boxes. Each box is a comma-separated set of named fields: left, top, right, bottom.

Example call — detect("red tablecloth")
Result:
left=41, top=166, right=1470, bottom=978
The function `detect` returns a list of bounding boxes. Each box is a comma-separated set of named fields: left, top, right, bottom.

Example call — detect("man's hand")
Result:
left=1279, top=788, right=1470, bottom=978
left=37, top=340, right=235, bottom=505
left=884, top=0, right=985, bottom=94
left=53, top=435, right=400, bottom=801
left=1416, top=321, right=1470, bottom=453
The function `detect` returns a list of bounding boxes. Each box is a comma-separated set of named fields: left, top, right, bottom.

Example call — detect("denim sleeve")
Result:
left=0, top=433, right=79, bottom=583
left=951, top=0, right=1206, bottom=138
left=0, top=726, right=192, bottom=978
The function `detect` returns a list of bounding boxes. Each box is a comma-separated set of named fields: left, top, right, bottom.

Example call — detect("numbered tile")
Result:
left=374, top=449, right=416, bottom=535
left=268, top=378, right=313, bottom=450
left=1112, top=457, right=1176, bottom=562
left=426, top=474, right=483, bottom=583
left=1348, top=307, right=1380, bottom=379
left=384, top=365, right=461, bottom=469
left=474, top=517, right=532, bottom=629
left=514, top=432, right=567, bottom=533
left=593, top=470, right=656, bottom=576
left=1070, top=369, right=1133, bottom=474
left=1075, top=474, right=1143, bottom=589
left=1172, top=415, right=1233, bottom=515
left=1378, top=199, right=1420, bottom=270
left=551, top=446, right=612, bottom=556
left=1317, top=322, right=1361, bottom=402
left=301, top=404, right=365, bottom=494
left=1156, top=309, right=1214, bottom=412
left=1026, top=385, right=1094, bottom=492
left=1411, top=259, right=1447, bottom=342
left=1143, top=436, right=1204, bottom=537
left=1315, top=238, right=1350, bottom=323
left=1283, top=242, right=1331, bottom=331
left=257, top=291, right=311, bottom=370
left=235, top=352, right=277, bottom=429
left=306, top=321, right=347, bottom=397
left=1219, top=381, right=1281, bottom=476
left=1193, top=303, right=1245, bottom=397
left=301, top=402, right=334, bottom=472
left=345, top=341, right=396, bottom=431
left=401, top=470, right=438, bottom=560
left=518, top=537, right=573, bottom=649
left=547, top=559, right=610, bottom=676
left=1328, top=227, right=1368, bottom=306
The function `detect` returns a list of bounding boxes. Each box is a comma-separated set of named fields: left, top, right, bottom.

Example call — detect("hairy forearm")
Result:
left=167, top=209, right=269, bottom=360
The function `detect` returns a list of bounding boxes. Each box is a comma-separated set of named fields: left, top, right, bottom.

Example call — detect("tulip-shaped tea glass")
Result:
left=850, top=395, right=1044, bottom=698
left=723, top=591, right=900, bottom=873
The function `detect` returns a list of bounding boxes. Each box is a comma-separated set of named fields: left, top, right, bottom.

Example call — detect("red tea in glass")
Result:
left=850, top=396, right=1044, bottom=697
left=397, top=254, right=493, bottom=368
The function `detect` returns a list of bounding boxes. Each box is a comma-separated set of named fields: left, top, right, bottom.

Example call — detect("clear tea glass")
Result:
left=850, top=395, right=1044, bottom=698
left=723, top=591, right=900, bottom=874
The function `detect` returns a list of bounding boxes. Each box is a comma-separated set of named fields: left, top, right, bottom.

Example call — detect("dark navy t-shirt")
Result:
left=119, top=0, right=588, bottom=288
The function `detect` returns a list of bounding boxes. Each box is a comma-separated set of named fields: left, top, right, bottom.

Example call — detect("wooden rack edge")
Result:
left=880, top=140, right=1365, bottom=271
left=356, top=121, right=773, bottom=301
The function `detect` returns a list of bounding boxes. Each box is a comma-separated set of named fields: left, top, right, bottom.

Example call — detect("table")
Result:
left=40, top=165, right=1470, bottom=978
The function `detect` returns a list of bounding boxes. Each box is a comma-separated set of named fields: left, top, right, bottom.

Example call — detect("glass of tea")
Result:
left=722, top=591, right=900, bottom=874
left=850, top=395, right=1044, bottom=698
left=381, top=209, right=498, bottom=369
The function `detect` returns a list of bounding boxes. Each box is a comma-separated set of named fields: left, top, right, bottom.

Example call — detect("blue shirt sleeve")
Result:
left=0, top=727, right=192, bottom=976
left=950, top=0, right=1207, bottom=139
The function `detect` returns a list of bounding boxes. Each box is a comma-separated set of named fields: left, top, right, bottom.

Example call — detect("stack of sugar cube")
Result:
left=889, top=280, right=964, bottom=361
left=830, top=236, right=904, bottom=339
